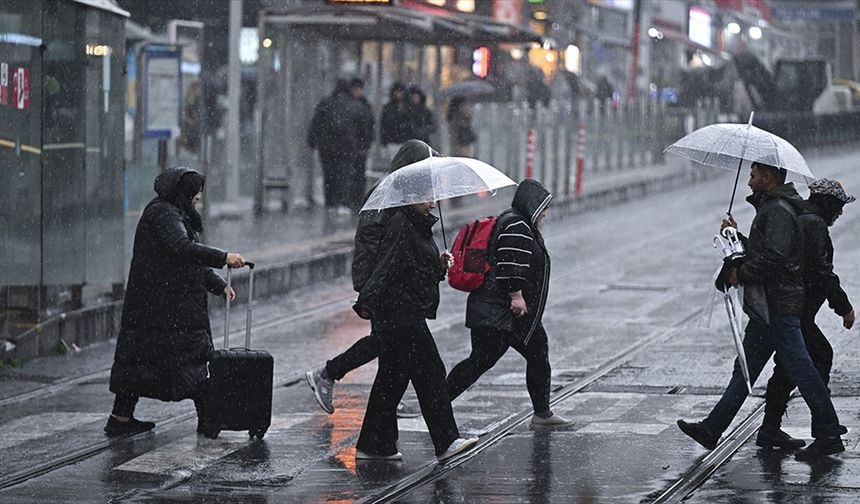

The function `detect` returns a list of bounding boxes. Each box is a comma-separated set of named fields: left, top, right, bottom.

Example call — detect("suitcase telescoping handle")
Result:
left=224, top=262, right=256, bottom=350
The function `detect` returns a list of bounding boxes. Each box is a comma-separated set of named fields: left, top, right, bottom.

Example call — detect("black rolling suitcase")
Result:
left=201, top=262, right=273, bottom=440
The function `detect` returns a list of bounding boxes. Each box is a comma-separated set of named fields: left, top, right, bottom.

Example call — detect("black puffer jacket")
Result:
left=466, top=179, right=553, bottom=344
left=355, top=206, right=446, bottom=328
left=110, top=168, right=227, bottom=401
left=351, top=140, right=439, bottom=292
left=738, top=183, right=805, bottom=323
left=800, top=203, right=852, bottom=317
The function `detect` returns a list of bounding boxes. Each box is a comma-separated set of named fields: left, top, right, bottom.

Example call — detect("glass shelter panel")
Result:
left=0, top=0, right=43, bottom=286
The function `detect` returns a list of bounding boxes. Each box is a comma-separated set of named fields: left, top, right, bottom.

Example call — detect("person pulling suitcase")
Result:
left=106, top=167, right=246, bottom=436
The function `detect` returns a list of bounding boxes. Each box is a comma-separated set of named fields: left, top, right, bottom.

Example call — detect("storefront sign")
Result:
left=0, top=63, right=7, bottom=105
left=12, top=67, right=29, bottom=110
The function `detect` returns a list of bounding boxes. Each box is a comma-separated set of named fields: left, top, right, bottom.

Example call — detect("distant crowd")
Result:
left=307, top=78, right=476, bottom=215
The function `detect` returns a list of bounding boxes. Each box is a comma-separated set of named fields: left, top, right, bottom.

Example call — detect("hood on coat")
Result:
left=512, top=179, right=552, bottom=226
left=333, top=79, right=351, bottom=97
left=153, top=166, right=206, bottom=232
left=746, top=182, right=805, bottom=213
left=389, top=82, right=406, bottom=101
left=390, top=139, right=440, bottom=171
left=408, top=86, right=427, bottom=104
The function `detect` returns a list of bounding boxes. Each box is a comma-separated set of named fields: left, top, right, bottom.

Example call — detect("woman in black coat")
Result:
left=353, top=201, right=477, bottom=462
left=106, top=167, right=245, bottom=436
left=446, top=179, right=573, bottom=428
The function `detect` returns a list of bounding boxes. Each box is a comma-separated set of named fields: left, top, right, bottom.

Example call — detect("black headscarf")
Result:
left=153, top=167, right=206, bottom=232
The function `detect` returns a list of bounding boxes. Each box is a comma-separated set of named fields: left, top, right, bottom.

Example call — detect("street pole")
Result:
left=627, top=0, right=642, bottom=100
left=226, top=0, right=242, bottom=202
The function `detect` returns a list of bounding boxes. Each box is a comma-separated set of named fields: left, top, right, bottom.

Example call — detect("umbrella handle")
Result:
left=438, top=202, right=448, bottom=250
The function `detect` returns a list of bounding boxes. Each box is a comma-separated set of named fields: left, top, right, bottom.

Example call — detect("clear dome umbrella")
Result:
left=665, top=112, right=815, bottom=216
left=360, top=156, right=517, bottom=249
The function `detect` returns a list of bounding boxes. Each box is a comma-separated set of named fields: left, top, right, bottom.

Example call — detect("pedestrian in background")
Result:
left=106, top=167, right=246, bottom=436
left=678, top=162, right=846, bottom=461
left=308, top=79, right=365, bottom=215
left=350, top=77, right=376, bottom=211
left=408, top=85, right=436, bottom=144
left=352, top=190, right=477, bottom=462
left=445, top=179, right=573, bottom=428
left=305, top=140, right=439, bottom=417
left=380, top=82, right=413, bottom=162
left=447, top=97, right=477, bottom=158
left=757, top=179, right=855, bottom=449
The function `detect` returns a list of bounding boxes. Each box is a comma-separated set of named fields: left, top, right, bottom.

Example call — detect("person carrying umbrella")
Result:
left=677, top=162, right=846, bottom=461
left=351, top=186, right=477, bottom=463
left=304, top=140, right=440, bottom=416
left=756, top=179, right=855, bottom=450
left=445, top=179, right=573, bottom=428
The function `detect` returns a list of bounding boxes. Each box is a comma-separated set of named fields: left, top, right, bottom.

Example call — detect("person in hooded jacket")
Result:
left=445, top=179, right=573, bottom=428
left=756, top=179, right=855, bottom=450
left=407, top=86, right=436, bottom=144
left=106, top=167, right=246, bottom=436
left=678, top=162, right=845, bottom=461
left=308, top=79, right=367, bottom=213
left=305, top=140, right=439, bottom=416
left=350, top=192, right=477, bottom=462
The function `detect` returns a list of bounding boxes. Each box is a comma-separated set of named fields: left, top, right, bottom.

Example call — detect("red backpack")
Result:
left=448, top=216, right=498, bottom=292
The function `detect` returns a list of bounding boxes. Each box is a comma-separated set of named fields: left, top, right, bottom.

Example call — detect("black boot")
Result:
left=756, top=427, right=805, bottom=450
left=795, top=436, right=844, bottom=461
left=104, top=416, right=156, bottom=437
left=677, top=420, right=718, bottom=450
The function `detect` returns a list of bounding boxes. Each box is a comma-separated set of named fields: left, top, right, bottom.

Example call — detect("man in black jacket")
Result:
left=756, top=178, right=855, bottom=449
left=445, top=179, right=573, bottom=428
left=678, top=162, right=845, bottom=461
left=308, top=79, right=366, bottom=213
left=306, top=140, right=438, bottom=415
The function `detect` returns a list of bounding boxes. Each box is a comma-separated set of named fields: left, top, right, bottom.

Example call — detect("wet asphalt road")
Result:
left=2, top=149, right=860, bottom=502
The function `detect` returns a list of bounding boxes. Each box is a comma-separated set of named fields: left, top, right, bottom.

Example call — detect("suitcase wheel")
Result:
left=249, top=429, right=266, bottom=440
left=204, top=429, right=221, bottom=439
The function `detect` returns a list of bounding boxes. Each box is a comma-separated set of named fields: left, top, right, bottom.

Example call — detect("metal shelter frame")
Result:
left=252, top=4, right=545, bottom=215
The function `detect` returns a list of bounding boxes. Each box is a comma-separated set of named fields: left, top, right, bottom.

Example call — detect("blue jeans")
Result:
left=702, top=315, right=842, bottom=439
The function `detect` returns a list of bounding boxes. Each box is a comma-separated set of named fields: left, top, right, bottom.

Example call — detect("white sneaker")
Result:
left=305, top=367, right=335, bottom=414
left=355, top=449, right=403, bottom=461
left=437, top=437, right=478, bottom=463
left=530, top=412, right=574, bottom=429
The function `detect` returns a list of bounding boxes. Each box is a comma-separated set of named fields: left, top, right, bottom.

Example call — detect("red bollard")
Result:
left=526, top=128, right=536, bottom=179
left=574, top=124, right=585, bottom=196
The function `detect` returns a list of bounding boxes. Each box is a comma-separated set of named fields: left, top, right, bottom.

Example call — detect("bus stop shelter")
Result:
left=253, top=4, right=545, bottom=214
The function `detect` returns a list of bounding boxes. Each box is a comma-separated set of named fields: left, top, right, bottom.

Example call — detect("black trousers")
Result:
left=319, top=152, right=354, bottom=208
left=762, top=314, right=834, bottom=429
left=356, top=321, right=459, bottom=456
left=446, top=325, right=551, bottom=414
left=325, top=333, right=379, bottom=381
left=349, top=155, right=368, bottom=211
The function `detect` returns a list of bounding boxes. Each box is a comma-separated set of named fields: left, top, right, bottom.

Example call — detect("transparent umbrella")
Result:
left=360, top=156, right=517, bottom=248
left=665, top=112, right=815, bottom=215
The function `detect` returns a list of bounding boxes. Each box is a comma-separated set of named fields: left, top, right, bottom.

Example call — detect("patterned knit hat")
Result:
left=808, top=178, right=856, bottom=204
